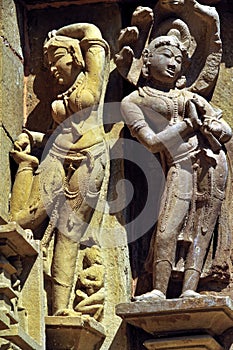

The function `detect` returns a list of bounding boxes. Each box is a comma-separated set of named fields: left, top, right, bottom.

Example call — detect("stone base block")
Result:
left=144, top=335, right=224, bottom=350
left=45, top=316, right=105, bottom=350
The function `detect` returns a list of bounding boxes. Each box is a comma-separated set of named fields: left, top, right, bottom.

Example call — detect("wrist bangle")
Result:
left=17, top=166, right=34, bottom=174
left=129, top=120, right=148, bottom=137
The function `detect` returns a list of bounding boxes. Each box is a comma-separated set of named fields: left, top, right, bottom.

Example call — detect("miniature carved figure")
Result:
left=10, top=23, right=110, bottom=314
left=120, top=16, right=232, bottom=299
left=73, top=245, right=104, bottom=320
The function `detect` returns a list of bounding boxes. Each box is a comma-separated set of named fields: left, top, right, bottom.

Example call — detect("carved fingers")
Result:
left=10, top=150, right=39, bottom=167
left=13, top=133, right=31, bottom=153
left=118, top=27, right=139, bottom=51
left=11, top=131, right=39, bottom=166
left=131, top=6, right=154, bottom=29
left=185, top=99, right=202, bottom=131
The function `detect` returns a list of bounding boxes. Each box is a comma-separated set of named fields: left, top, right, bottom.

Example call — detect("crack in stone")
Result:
left=0, top=35, right=24, bottom=63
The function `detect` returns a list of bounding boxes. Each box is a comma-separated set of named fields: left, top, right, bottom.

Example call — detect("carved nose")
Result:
left=168, top=63, right=176, bottom=71
left=169, top=58, right=176, bottom=66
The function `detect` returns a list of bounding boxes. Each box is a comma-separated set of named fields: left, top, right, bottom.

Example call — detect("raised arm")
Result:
left=56, top=23, right=102, bottom=41
left=56, top=23, right=109, bottom=104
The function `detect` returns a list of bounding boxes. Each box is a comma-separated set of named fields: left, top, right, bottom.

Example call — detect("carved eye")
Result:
left=175, top=57, right=182, bottom=64
left=163, top=52, right=172, bottom=58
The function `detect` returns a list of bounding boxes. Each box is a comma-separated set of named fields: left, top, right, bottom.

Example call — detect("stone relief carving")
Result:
left=117, top=1, right=232, bottom=300
left=116, top=0, right=222, bottom=97
left=73, top=245, right=104, bottom=321
left=9, top=23, right=110, bottom=315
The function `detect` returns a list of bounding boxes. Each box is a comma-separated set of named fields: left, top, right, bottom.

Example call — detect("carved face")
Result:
left=47, top=46, right=82, bottom=87
left=148, top=45, right=183, bottom=85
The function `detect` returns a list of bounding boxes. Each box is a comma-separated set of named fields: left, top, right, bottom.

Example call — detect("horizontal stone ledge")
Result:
left=0, top=324, right=43, bottom=350
left=116, top=296, right=233, bottom=336
left=0, top=223, right=39, bottom=258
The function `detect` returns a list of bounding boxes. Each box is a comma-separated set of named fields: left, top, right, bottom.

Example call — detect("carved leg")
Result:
left=74, top=288, right=105, bottom=320
left=153, top=260, right=172, bottom=295
left=152, top=165, right=192, bottom=296
left=183, top=197, right=222, bottom=295
left=10, top=154, right=50, bottom=230
left=183, top=155, right=227, bottom=295
left=181, top=269, right=200, bottom=297
left=51, top=231, right=79, bottom=314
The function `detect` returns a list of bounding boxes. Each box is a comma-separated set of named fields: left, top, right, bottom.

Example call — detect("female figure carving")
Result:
left=10, top=23, right=110, bottom=314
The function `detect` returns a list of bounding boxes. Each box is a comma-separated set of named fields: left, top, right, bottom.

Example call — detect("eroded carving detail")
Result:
left=73, top=245, right=104, bottom=321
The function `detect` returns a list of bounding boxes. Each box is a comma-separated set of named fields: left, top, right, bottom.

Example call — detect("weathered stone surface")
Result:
left=0, top=41, right=24, bottom=139
left=45, top=316, right=105, bottom=350
left=116, top=296, right=233, bottom=336
left=212, top=11, right=233, bottom=129
left=0, top=224, right=44, bottom=349
left=0, top=0, right=23, bottom=58
left=1, top=2, right=232, bottom=350
left=18, top=249, right=45, bottom=347
left=0, top=127, right=12, bottom=222
left=0, top=325, right=43, bottom=350
left=100, top=247, right=131, bottom=350
left=144, top=335, right=224, bottom=350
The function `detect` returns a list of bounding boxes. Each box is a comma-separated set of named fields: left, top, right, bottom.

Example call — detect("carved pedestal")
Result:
left=45, top=316, right=105, bottom=350
left=116, top=296, right=233, bottom=349
left=0, top=223, right=45, bottom=349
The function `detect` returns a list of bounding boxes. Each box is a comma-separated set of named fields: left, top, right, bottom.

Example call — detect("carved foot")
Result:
left=54, top=309, right=82, bottom=317
left=132, top=289, right=166, bottom=302
left=180, top=290, right=201, bottom=298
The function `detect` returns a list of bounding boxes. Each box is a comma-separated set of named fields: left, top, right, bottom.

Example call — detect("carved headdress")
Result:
left=144, top=18, right=191, bottom=59
left=43, top=34, right=85, bottom=69
left=116, top=1, right=222, bottom=96
left=141, top=19, right=191, bottom=85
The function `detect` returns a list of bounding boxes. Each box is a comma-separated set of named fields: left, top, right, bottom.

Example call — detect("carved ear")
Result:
left=142, top=48, right=150, bottom=61
left=142, top=48, right=150, bottom=78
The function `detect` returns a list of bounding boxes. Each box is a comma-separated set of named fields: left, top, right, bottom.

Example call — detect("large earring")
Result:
left=69, top=45, right=84, bottom=69
left=142, top=64, right=150, bottom=78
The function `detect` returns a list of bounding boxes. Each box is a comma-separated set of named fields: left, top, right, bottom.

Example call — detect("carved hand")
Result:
left=11, top=131, right=39, bottom=167
left=184, top=99, right=202, bottom=131
left=131, top=6, right=154, bottom=29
